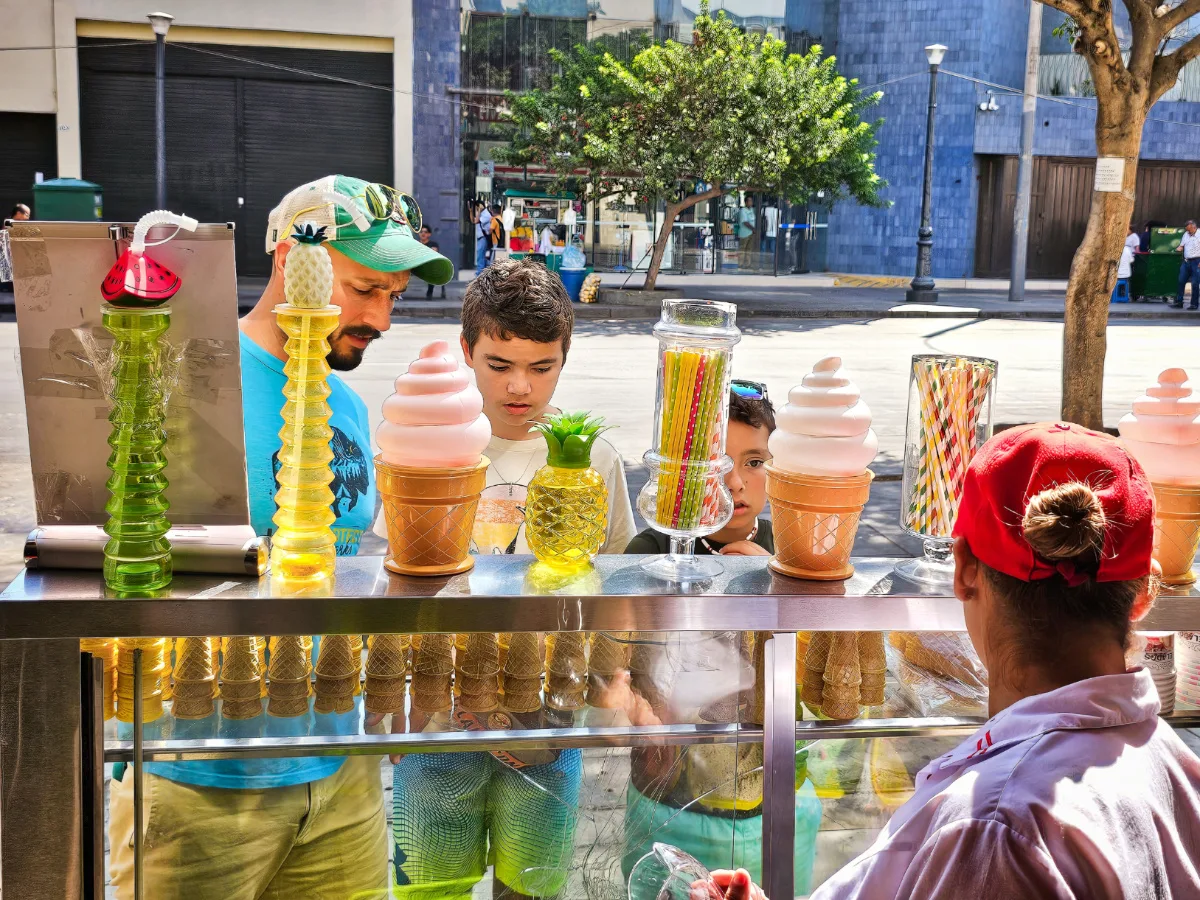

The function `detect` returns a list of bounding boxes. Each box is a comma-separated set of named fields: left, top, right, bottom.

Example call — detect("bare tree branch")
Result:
left=1158, top=0, right=1200, bottom=35
left=1151, top=30, right=1200, bottom=100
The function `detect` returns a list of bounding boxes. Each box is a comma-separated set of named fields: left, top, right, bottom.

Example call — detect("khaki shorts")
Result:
left=109, top=756, right=387, bottom=900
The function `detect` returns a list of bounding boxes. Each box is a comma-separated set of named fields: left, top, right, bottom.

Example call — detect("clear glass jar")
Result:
left=637, top=299, right=741, bottom=580
left=897, top=353, right=997, bottom=585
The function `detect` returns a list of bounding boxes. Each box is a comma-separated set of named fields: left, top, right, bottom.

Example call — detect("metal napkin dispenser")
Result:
left=9, top=219, right=261, bottom=577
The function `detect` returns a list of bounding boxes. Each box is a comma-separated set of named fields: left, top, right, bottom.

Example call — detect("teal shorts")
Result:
left=391, top=750, right=582, bottom=899
left=621, top=780, right=822, bottom=899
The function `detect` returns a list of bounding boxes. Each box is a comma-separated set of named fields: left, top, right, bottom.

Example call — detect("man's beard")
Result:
left=327, top=325, right=382, bottom=371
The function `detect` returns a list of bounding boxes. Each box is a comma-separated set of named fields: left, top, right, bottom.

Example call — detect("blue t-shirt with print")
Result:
left=144, top=333, right=375, bottom=790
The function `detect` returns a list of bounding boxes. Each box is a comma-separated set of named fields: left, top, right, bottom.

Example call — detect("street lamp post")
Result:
left=148, top=12, right=174, bottom=210
left=906, top=43, right=947, bottom=304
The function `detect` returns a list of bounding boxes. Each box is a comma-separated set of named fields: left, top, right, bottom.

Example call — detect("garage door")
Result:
left=78, top=38, right=393, bottom=276
left=1, top=113, right=57, bottom=218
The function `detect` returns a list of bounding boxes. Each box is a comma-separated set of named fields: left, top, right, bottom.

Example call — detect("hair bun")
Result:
left=1021, top=482, right=1106, bottom=563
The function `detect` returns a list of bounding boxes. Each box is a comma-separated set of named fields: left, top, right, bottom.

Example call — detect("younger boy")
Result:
left=388, top=257, right=636, bottom=899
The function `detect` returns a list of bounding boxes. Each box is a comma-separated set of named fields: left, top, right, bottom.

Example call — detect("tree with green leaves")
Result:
left=496, top=1, right=883, bottom=289
left=1042, top=1, right=1200, bottom=428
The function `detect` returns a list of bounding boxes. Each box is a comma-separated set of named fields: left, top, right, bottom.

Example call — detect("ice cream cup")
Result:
left=1151, top=482, right=1200, bottom=585
left=375, top=455, right=490, bottom=577
left=766, top=466, right=874, bottom=580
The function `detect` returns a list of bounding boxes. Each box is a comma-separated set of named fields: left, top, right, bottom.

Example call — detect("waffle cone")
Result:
left=545, top=673, right=586, bottom=711
left=504, top=632, right=545, bottom=678
left=173, top=692, right=216, bottom=719
left=172, top=678, right=217, bottom=700
left=858, top=632, right=886, bottom=675
left=221, top=638, right=262, bottom=685
left=860, top=672, right=886, bottom=706
left=821, top=696, right=860, bottom=721
left=314, top=688, right=355, bottom=715
left=315, top=635, right=358, bottom=680
left=413, top=633, right=454, bottom=675
left=458, top=691, right=499, bottom=713
left=117, top=693, right=164, bottom=723
left=222, top=697, right=262, bottom=720
left=801, top=675, right=826, bottom=709
left=749, top=634, right=766, bottom=726
left=365, top=635, right=410, bottom=678
left=411, top=670, right=453, bottom=711
left=268, top=635, right=312, bottom=687
left=1151, top=482, right=1200, bottom=585
left=458, top=633, right=500, bottom=677
left=766, top=467, right=872, bottom=580
left=375, top=457, right=489, bottom=576
left=589, top=632, right=631, bottom=675
left=824, top=633, right=861, bottom=690
left=117, top=638, right=166, bottom=674
left=546, top=633, right=588, bottom=677
left=364, top=678, right=407, bottom=715
left=504, top=688, right=543, bottom=713
left=174, top=638, right=216, bottom=683
left=699, top=695, right=741, bottom=724
left=268, top=695, right=311, bottom=718
left=458, top=672, right=500, bottom=697
left=804, top=632, right=832, bottom=673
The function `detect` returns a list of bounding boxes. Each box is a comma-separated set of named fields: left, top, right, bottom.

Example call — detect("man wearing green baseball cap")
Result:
left=106, top=176, right=452, bottom=900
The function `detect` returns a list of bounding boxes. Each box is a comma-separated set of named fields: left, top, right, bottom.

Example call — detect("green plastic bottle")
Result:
left=102, top=304, right=172, bottom=591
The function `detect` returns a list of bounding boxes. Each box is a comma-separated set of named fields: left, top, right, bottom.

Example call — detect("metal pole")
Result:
left=906, top=61, right=941, bottom=303
left=154, top=33, right=166, bottom=210
left=1009, top=0, right=1043, bottom=302
left=133, top=648, right=144, bottom=900
left=761, top=633, right=798, bottom=900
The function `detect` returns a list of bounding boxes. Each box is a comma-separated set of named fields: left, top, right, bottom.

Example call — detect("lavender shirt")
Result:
left=812, top=669, right=1200, bottom=899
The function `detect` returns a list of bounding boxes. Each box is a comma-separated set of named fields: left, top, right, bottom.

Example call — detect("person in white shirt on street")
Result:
left=1174, top=219, right=1200, bottom=309
left=811, top=422, right=1200, bottom=900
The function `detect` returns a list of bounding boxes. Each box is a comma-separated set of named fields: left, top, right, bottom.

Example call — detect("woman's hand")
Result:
left=691, top=869, right=767, bottom=900
left=720, top=541, right=770, bottom=557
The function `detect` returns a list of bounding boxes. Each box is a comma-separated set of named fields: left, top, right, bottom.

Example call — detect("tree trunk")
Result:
left=643, top=186, right=723, bottom=290
left=1060, top=105, right=1143, bottom=429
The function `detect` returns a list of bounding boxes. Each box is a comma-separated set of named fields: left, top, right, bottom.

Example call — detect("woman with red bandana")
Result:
left=811, top=422, right=1200, bottom=899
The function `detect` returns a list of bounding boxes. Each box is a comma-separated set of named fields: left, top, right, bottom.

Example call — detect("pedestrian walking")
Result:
left=417, top=225, right=447, bottom=299
left=738, top=196, right=756, bottom=269
left=1173, top=219, right=1200, bottom=310
left=9, top=204, right=30, bottom=221
left=472, top=200, right=492, bottom=276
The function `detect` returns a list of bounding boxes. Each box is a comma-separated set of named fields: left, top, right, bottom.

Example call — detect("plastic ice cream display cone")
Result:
left=525, top=413, right=611, bottom=570
left=220, top=637, right=263, bottom=720
left=766, top=357, right=878, bottom=580
left=411, top=632, right=454, bottom=712
left=99, top=211, right=197, bottom=592
left=1119, top=368, right=1200, bottom=585
left=172, top=637, right=217, bottom=719
left=375, top=340, right=492, bottom=576
left=637, top=299, right=741, bottom=581
left=898, top=355, right=997, bottom=586
left=266, top=635, right=312, bottom=718
left=116, top=638, right=168, bottom=723
left=314, top=634, right=359, bottom=714
left=269, top=224, right=342, bottom=587
left=364, top=634, right=410, bottom=715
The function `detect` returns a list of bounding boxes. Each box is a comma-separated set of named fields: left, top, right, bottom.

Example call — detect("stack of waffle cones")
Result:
left=456, top=633, right=501, bottom=713
left=364, top=634, right=410, bottom=715
left=502, top=632, right=545, bottom=713
left=375, top=458, right=489, bottom=576
left=81, top=638, right=117, bottom=720
left=411, top=633, right=454, bottom=712
left=314, top=635, right=360, bottom=714
left=172, top=637, right=218, bottom=719
left=800, top=632, right=886, bottom=720
left=1151, top=483, right=1200, bottom=585
left=161, top=638, right=175, bottom=702
left=629, top=635, right=668, bottom=714
left=267, top=636, right=312, bottom=717
left=544, top=633, right=588, bottom=712
left=116, top=638, right=167, bottom=723
left=766, top=467, right=873, bottom=580
left=220, top=637, right=264, bottom=720
left=586, top=632, right=631, bottom=708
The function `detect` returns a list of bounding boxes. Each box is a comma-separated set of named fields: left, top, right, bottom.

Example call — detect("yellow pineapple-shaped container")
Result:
left=270, top=223, right=341, bottom=586
left=525, top=412, right=610, bottom=570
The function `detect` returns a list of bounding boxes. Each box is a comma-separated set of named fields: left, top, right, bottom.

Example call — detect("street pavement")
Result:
left=1, top=315, right=1195, bottom=585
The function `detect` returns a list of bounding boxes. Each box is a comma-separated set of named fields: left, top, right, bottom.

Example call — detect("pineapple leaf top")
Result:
left=532, top=411, right=613, bottom=468
left=292, top=223, right=329, bottom=245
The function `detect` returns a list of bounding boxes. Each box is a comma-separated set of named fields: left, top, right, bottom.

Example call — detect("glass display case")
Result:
left=3, top=554, right=1200, bottom=900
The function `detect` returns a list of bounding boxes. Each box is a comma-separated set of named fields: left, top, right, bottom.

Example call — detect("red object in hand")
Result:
left=101, top=250, right=181, bottom=306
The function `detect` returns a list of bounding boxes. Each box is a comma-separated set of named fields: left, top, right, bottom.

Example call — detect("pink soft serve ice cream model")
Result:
left=765, top=357, right=878, bottom=580
left=377, top=340, right=491, bottom=468
left=374, top=340, right=491, bottom=576
left=1119, top=367, right=1200, bottom=585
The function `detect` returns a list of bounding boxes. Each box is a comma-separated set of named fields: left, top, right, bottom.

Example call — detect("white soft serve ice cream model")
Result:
left=374, top=340, right=492, bottom=576
left=765, top=357, right=878, bottom=580
left=1119, top=368, right=1200, bottom=585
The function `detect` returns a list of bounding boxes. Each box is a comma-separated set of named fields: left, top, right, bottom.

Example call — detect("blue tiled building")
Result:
left=426, top=2, right=1200, bottom=277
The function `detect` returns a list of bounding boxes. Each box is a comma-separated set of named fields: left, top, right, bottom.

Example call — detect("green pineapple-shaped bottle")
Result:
left=525, top=412, right=611, bottom=570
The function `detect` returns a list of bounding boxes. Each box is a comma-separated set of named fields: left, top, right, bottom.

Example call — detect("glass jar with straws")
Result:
left=637, top=299, right=741, bottom=580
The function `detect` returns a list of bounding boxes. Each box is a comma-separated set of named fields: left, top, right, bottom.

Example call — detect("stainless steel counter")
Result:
left=2, top=554, right=1196, bottom=638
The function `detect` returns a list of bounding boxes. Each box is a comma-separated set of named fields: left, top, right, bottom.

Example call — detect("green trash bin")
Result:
left=32, top=178, right=103, bottom=221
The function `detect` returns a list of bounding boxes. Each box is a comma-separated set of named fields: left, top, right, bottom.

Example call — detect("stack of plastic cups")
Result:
left=81, top=638, right=118, bottom=720
left=1176, top=633, right=1200, bottom=708
left=1138, top=632, right=1177, bottom=715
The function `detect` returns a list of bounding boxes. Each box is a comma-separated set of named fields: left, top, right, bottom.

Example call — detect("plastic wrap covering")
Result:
left=887, top=632, right=988, bottom=718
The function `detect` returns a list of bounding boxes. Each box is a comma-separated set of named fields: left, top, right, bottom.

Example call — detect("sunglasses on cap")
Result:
left=356, top=183, right=422, bottom=232
left=731, top=379, right=768, bottom=401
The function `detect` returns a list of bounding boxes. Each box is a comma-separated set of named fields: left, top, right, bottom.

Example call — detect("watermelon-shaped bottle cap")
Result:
left=101, top=250, right=181, bottom=307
